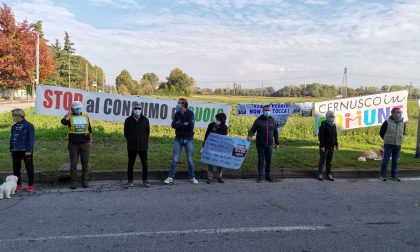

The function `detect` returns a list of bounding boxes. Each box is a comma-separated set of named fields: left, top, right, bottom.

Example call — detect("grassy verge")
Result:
left=0, top=96, right=419, bottom=172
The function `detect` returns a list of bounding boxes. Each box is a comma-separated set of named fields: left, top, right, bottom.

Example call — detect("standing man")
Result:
left=318, top=111, right=338, bottom=181
left=124, top=101, right=150, bottom=188
left=61, top=101, right=92, bottom=189
left=10, top=109, right=35, bottom=192
left=247, top=105, right=279, bottom=183
left=379, top=107, right=406, bottom=181
left=163, top=98, right=198, bottom=184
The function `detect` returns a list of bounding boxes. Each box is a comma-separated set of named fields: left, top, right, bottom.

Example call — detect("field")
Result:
left=0, top=95, right=419, bottom=174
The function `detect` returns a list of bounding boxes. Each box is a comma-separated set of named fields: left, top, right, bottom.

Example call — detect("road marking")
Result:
left=0, top=226, right=326, bottom=243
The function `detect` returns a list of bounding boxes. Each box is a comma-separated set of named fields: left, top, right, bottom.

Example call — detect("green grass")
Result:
left=1, top=96, right=419, bottom=173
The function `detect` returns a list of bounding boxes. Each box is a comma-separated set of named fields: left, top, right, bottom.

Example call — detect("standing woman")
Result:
left=10, top=109, right=35, bottom=192
left=203, top=113, right=228, bottom=184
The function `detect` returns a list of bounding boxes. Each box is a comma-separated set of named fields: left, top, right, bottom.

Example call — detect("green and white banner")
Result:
left=35, top=85, right=231, bottom=128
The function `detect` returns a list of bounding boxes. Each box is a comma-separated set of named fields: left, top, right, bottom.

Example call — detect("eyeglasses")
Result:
left=133, top=108, right=142, bottom=110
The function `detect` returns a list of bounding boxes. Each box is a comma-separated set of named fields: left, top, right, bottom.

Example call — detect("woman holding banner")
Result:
left=203, top=113, right=228, bottom=184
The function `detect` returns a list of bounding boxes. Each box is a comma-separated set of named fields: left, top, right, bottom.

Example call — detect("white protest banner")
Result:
left=35, top=84, right=231, bottom=128
left=201, top=133, right=250, bottom=169
left=236, top=102, right=313, bottom=116
left=314, top=90, right=408, bottom=135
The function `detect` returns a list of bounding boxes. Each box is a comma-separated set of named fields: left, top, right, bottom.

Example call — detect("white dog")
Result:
left=0, top=175, right=18, bottom=199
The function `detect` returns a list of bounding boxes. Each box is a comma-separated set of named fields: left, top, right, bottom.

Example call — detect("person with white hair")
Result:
left=9, top=109, right=35, bottom=192
left=124, top=101, right=150, bottom=188
left=61, top=101, right=92, bottom=189
left=318, top=111, right=339, bottom=181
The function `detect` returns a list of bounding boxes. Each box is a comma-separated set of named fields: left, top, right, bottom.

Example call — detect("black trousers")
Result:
left=318, top=147, right=334, bottom=176
left=12, top=151, right=34, bottom=186
left=127, top=150, right=148, bottom=182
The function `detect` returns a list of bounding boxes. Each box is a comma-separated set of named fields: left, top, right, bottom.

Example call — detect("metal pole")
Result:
left=68, top=53, right=71, bottom=88
left=34, top=32, right=39, bottom=98
left=85, top=63, right=89, bottom=90
left=415, top=105, right=420, bottom=158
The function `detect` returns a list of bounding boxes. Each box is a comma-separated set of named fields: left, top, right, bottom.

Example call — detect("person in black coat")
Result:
left=203, top=113, right=228, bottom=184
left=247, top=105, right=280, bottom=183
left=318, top=111, right=339, bottom=181
left=124, top=101, right=150, bottom=187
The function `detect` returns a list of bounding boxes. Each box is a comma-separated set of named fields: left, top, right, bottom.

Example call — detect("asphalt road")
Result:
left=0, top=178, right=419, bottom=252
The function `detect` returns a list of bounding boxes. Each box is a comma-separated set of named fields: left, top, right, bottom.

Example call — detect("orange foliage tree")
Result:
left=0, top=4, right=55, bottom=97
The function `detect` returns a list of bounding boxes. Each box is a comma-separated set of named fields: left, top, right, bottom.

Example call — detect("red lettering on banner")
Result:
left=43, top=89, right=53, bottom=108
left=63, top=92, right=72, bottom=110
left=53, top=90, right=63, bottom=109
left=74, top=93, right=83, bottom=102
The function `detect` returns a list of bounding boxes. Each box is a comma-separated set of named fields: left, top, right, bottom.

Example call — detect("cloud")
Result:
left=7, top=0, right=420, bottom=88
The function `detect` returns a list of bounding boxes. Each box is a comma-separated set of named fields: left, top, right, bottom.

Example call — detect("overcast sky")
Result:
left=7, top=0, right=420, bottom=88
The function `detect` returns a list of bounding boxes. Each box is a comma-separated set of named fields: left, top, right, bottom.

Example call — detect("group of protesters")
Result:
left=8, top=98, right=406, bottom=192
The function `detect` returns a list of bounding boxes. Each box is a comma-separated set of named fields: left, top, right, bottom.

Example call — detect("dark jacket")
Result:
left=10, top=119, right=35, bottom=152
left=124, top=115, right=150, bottom=151
left=61, top=113, right=92, bottom=144
left=318, top=120, right=338, bottom=148
left=203, top=122, right=228, bottom=146
left=248, top=115, right=279, bottom=146
left=171, top=109, right=195, bottom=139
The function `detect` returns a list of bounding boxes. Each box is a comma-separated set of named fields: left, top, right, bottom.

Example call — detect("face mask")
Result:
left=176, top=104, right=183, bottom=111
left=263, top=111, right=271, bottom=117
left=73, top=108, right=82, bottom=115
left=133, top=109, right=142, bottom=116
left=328, top=117, right=335, bottom=123
left=395, top=112, right=402, bottom=120
left=215, top=120, right=221, bottom=125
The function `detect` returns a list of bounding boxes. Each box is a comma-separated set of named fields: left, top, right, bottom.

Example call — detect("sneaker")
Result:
left=317, top=175, right=323, bottom=181
left=190, top=178, right=199, bottom=184
left=206, top=179, right=211, bottom=184
left=379, top=176, right=387, bottom=181
left=16, top=184, right=23, bottom=192
left=326, top=175, right=335, bottom=181
left=217, top=178, right=224, bottom=184
left=265, top=177, right=276, bottom=182
left=126, top=181, right=134, bottom=188
left=163, top=177, right=173, bottom=184
left=143, top=180, right=151, bottom=188
left=257, top=177, right=263, bottom=183
left=26, top=185, right=34, bottom=192
left=390, top=176, right=401, bottom=182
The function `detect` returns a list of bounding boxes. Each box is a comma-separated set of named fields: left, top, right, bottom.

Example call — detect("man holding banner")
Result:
left=164, top=98, right=198, bottom=185
left=61, top=101, right=92, bottom=189
left=247, top=105, right=279, bottom=183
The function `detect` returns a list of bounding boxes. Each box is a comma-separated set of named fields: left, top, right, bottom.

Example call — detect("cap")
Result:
left=72, top=101, right=83, bottom=109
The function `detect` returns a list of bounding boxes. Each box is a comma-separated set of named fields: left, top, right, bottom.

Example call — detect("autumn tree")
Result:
left=116, top=69, right=138, bottom=95
left=0, top=4, right=55, bottom=98
left=165, top=68, right=195, bottom=94
left=141, top=72, right=159, bottom=89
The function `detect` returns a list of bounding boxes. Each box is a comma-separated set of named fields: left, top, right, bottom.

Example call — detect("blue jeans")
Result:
left=256, top=144, right=273, bottom=179
left=168, top=138, right=195, bottom=179
left=380, top=144, right=401, bottom=177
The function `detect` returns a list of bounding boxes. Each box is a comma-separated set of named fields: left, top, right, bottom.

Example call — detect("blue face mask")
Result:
left=263, top=111, right=271, bottom=117
left=395, top=112, right=402, bottom=120
left=73, top=108, right=82, bottom=115
left=176, top=104, right=183, bottom=111
left=328, top=117, right=335, bottom=124
left=133, top=109, right=142, bottom=116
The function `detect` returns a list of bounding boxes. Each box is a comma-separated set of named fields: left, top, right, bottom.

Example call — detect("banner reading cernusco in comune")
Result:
left=201, top=133, right=250, bottom=169
left=35, top=84, right=231, bottom=128
left=314, top=90, right=408, bottom=135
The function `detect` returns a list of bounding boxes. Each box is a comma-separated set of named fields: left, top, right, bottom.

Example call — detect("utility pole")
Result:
left=34, top=32, right=40, bottom=98
left=68, top=53, right=71, bottom=88
left=85, top=63, right=89, bottom=90
left=415, top=99, right=420, bottom=158
left=340, top=66, right=348, bottom=97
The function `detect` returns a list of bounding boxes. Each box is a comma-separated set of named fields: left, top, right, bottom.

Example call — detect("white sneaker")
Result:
left=163, top=177, right=173, bottom=184
left=190, top=178, right=199, bottom=184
